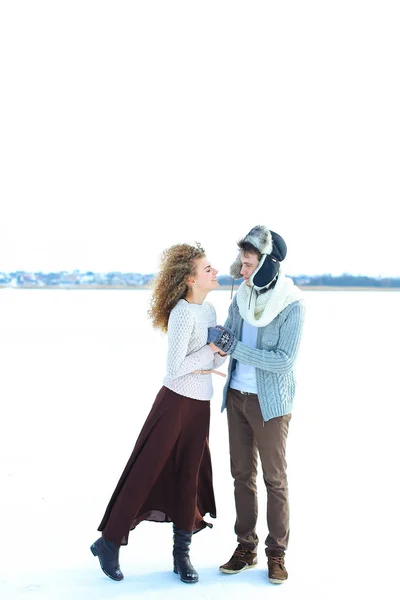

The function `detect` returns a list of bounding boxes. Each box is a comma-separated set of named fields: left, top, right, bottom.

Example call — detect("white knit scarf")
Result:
left=236, top=269, right=304, bottom=327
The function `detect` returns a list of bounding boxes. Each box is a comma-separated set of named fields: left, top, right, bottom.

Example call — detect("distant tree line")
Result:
left=291, top=274, right=400, bottom=288
left=217, top=274, right=400, bottom=287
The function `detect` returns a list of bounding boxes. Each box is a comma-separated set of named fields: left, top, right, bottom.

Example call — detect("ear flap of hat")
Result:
left=269, top=230, right=287, bottom=261
left=230, top=253, right=242, bottom=279
left=250, top=254, right=280, bottom=290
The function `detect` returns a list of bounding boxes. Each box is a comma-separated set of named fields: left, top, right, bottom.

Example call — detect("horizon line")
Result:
left=1, top=269, right=400, bottom=280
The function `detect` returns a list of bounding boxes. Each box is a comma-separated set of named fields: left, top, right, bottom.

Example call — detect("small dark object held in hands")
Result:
left=207, top=325, right=237, bottom=354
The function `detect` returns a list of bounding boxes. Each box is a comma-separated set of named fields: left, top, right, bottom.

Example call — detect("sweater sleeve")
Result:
left=213, top=353, right=227, bottom=369
left=165, top=306, right=215, bottom=379
left=223, top=297, right=235, bottom=329
left=231, top=303, right=305, bottom=374
left=206, top=302, right=228, bottom=369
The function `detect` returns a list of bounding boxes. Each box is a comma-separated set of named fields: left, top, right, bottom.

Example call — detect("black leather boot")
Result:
left=172, top=525, right=199, bottom=583
left=90, top=537, right=124, bottom=581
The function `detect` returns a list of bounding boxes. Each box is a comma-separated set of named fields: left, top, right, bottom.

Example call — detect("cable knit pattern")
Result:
left=221, top=295, right=305, bottom=421
left=163, top=299, right=226, bottom=401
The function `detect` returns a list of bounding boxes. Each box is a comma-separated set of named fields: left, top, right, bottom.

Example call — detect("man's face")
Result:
left=240, top=251, right=260, bottom=287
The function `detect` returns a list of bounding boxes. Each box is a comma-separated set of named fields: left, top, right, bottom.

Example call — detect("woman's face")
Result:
left=192, top=256, right=219, bottom=291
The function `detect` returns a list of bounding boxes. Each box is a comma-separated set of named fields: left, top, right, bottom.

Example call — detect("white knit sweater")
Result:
left=163, top=299, right=226, bottom=401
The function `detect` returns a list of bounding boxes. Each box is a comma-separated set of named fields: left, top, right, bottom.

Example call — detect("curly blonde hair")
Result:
left=148, top=242, right=205, bottom=332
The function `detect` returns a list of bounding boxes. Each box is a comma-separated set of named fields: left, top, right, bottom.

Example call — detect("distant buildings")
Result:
left=0, top=271, right=154, bottom=288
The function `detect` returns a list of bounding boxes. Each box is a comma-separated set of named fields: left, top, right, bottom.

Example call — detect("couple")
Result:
left=90, top=225, right=305, bottom=585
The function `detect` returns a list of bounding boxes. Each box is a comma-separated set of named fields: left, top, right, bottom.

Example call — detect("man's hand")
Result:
left=207, top=325, right=237, bottom=355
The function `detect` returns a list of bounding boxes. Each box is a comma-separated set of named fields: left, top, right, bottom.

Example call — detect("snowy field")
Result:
left=0, top=288, right=399, bottom=600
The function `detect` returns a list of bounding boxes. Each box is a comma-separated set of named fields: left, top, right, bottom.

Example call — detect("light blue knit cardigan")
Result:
left=221, top=295, right=305, bottom=422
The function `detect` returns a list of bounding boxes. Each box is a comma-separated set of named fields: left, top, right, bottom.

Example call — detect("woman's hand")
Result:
left=209, top=342, right=227, bottom=356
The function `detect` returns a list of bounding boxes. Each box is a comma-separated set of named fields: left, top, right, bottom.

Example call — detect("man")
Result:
left=208, top=225, right=305, bottom=584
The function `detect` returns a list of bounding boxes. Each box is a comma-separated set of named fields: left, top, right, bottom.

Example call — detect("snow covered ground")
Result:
left=1, top=289, right=399, bottom=599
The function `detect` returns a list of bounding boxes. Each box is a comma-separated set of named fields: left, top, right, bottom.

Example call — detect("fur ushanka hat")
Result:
left=230, top=225, right=287, bottom=290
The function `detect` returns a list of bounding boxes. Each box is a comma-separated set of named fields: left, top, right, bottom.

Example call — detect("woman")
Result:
left=90, top=243, right=226, bottom=584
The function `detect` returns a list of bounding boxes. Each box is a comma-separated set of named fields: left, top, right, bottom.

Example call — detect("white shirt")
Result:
left=230, top=320, right=258, bottom=394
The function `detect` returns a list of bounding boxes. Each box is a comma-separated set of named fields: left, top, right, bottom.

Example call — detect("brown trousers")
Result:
left=227, top=388, right=291, bottom=553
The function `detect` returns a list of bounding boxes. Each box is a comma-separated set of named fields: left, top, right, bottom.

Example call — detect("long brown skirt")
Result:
left=98, top=386, right=216, bottom=545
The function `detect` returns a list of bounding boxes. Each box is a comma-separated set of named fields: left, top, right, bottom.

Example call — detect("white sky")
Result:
left=1, top=1, right=399, bottom=277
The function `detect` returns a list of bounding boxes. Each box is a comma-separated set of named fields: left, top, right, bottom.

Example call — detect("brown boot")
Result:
left=266, top=549, right=288, bottom=584
left=219, top=544, right=257, bottom=574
